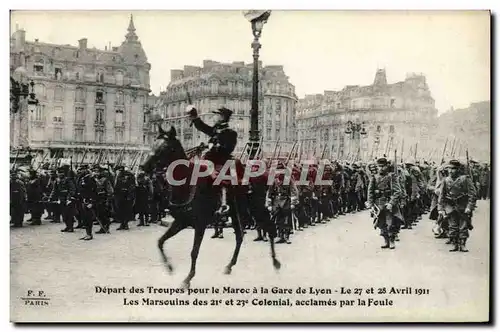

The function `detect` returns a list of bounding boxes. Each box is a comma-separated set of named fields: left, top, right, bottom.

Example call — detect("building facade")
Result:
left=435, top=101, right=490, bottom=162
left=10, top=15, right=155, bottom=166
left=296, top=69, right=438, bottom=161
left=155, top=60, right=298, bottom=157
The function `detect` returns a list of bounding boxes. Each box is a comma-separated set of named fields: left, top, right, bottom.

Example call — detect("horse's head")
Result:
left=142, top=125, right=187, bottom=174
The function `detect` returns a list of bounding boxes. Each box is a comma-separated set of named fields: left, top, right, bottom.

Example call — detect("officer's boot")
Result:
left=144, top=213, right=151, bottom=227
left=285, top=230, right=291, bottom=244
left=381, top=235, right=390, bottom=249
left=138, top=214, right=145, bottom=226
left=459, top=238, right=469, bottom=252
left=449, top=238, right=459, bottom=252
left=389, top=235, right=396, bottom=249
left=276, top=230, right=286, bottom=244
left=254, top=229, right=264, bottom=241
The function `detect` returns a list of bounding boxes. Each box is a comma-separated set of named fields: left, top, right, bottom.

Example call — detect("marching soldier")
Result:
left=78, top=168, right=98, bottom=241
left=26, top=169, right=44, bottom=225
left=437, top=160, right=477, bottom=252
left=136, top=170, right=153, bottom=227
left=48, top=167, right=77, bottom=232
left=93, top=165, right=114, bottom=234
left=10, top=169, right=27, bottom=228
left=114, top=166, right=136, bottom=230
left=366, top=158, right=403, bottom=249
left=266, top=163, right=299, bottom=244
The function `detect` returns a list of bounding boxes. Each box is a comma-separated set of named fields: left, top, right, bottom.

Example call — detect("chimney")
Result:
left=13, top=28, right=26, bottom=51
left=78, top=38, right=87, bottom=50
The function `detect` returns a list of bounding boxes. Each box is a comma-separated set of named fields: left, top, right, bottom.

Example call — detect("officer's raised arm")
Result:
left=186, top=105, right=216, bottom=137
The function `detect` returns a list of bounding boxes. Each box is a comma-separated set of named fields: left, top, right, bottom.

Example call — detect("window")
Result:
left=390, top=98, right=396, bottom=108
left=75, top=107, right=85, bottom=123
left=34, top=59, right=44, bottom=73
left=115, top=71, right=124, bottom=85
left=53, top=128, right=63, bottom=140
left=115, top=109, right=124, bottom=126
left=55, top=68, right=62, bottom=80
left=96, top=108, right=105, bottom=124
left=75, top=72, right=80, bottom=80
left=276, top=99, right=281, bottom=111
left=115, top=129, right=124, bottom=142
left=376, top=125, right=381, bottom=133
left=95, top=129, right=104, bottom=143
left=116, top=90, right=124, bottom=105
left=75, top=87, right=85, bottom=102
left=389, top=125, right=395, bottom=134
left=266, top=128, right=272, bottom=140
left=143, top=134, right=147, bottom=144
left=96, top=91, right=104, bottom=104
left=54, top=86, right=64, bottom=101
left=34, top=104, right=44, bottom=121
left=97, top=71, right=105, bottom=83
left=52, top=106, right=63, bottom=123
left=211, top=81, right=218, bottom=94
left=74, top=128, right=84, bottom=141
left=35, top=84, right=46, bottom=98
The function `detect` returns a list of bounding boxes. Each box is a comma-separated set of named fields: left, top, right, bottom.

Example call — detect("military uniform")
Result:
left=367, top=158, right=403, bottom=249
left=266, top=168, right=299, bottom=244
left=95, top=166, right=114, bottom=234
left=78, top=172, right=98, bottom=240
left=48, top=168, right=77, bottom=232
left=26, top=170, right=43, bottom=225
left=136, top=172, right=153, bottom=226
left=437, top=160, right=476, bottom=252
left=114, top=168, right=136, bottom=230
left=10, top=170, right=27, bottom=228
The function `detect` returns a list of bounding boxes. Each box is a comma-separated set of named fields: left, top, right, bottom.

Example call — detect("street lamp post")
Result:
left=10, top=66, right=39, bottom=149
left=345, top=120, right=367, bottom=161
left=243, top=10, right=271, bottom=159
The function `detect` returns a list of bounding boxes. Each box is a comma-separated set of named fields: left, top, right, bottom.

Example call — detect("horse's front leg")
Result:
left=158, top=218, right=186, bottom=274
left=224, top=199, right=244, bottom=275
left=181, top=224, right=206, bottom=289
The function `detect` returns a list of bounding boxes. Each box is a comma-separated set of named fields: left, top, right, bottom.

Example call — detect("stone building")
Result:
left=435, top=101, right=490, bottom=162
left=296, top=69, right=438, bottom=161
left=9, top=15, right=155, bottom=166
left=155, top=60, right=298, bottom=157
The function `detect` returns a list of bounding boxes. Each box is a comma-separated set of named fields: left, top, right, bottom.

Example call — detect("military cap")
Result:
left=448, top=159, right=462, bottom=168
left=376, top=157, right=388, bottom=165
left=212, top=107, right=233, bottom=119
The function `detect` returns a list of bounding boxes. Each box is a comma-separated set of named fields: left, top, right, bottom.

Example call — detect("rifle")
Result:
left=440, top=138, right=449, bottom=165
left=464, top=149, right=474, bottom=230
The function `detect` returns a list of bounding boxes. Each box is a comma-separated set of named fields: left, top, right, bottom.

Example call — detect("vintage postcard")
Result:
left=9, top=10, right=490, bottom=322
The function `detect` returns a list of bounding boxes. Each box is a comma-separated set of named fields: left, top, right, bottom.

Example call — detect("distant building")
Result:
left=436, top=101, right=490, bottom=162
left=155, top=60, right=298, bottom=156
left=296, top=69, right=438, bottom=160
left=10, top=15, right=154, bottom=166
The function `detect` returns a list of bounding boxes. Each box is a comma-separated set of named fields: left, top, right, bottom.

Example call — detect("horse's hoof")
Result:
left=223, top=266, right=232, bottom=275
left=273, top=258, right=281, bottom=270
left=181, top=280, right=190, bottom=290
left=167, top=263, right=175, bottom=275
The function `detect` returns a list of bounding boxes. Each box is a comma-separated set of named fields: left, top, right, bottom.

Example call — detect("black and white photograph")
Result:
left=8, top=9, right=491, bottom=322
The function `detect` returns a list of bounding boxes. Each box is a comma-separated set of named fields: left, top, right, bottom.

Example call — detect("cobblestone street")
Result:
left=10, top=201, right=490, bottom=322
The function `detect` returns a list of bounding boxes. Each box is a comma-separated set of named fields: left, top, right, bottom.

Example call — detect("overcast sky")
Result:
left=10, top=10, right=490, bottom=114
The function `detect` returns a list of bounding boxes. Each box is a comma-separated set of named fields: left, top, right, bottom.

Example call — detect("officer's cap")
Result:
left=212, top=107, right=233, bottom=119
left=448, top=159, right=462, bottom=168
left=376, top=157, right=388, bottom=165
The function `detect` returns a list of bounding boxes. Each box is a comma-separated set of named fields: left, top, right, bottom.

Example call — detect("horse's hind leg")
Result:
left=158, top=218, right=186, bottom=274
left=182, top=225, right=206, bottom=289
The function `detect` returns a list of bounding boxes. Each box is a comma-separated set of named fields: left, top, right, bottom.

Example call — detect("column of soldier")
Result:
left=10, top=152, right=489, bottom=250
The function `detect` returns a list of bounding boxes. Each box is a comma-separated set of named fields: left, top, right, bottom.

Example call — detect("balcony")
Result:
left=94, top=120, right=105, bottom=127
left=95, top=98, right=105, bottom=105
left=115, top=121, right=125, bottom=128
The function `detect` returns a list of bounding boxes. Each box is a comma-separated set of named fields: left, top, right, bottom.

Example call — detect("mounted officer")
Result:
left=186, top=104, right=238, bottom=214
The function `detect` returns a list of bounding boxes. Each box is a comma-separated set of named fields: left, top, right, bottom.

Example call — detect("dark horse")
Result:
left=141, top=126, right=281, bottom=288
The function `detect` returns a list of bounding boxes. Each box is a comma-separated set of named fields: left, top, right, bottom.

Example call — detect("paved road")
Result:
left=10, top=201, right=490, bottom=322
